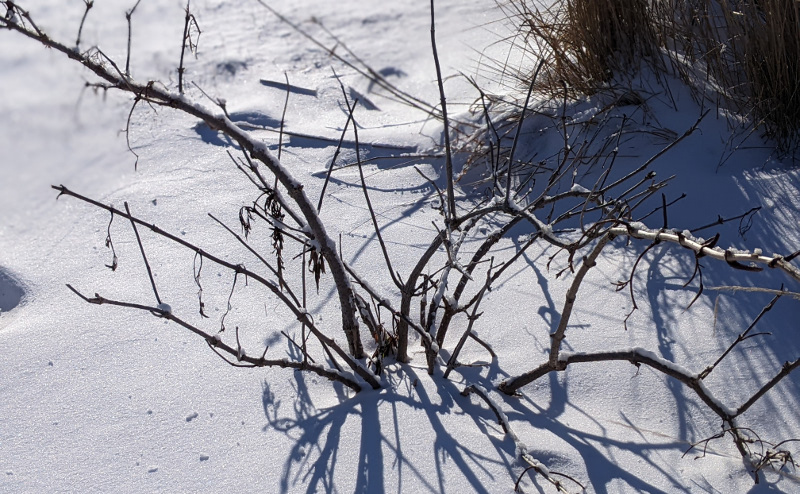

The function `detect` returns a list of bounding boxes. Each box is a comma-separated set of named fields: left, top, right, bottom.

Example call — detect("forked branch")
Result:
left=65, top=284, right=363, bottom=392
left=52, top=185, right=380, bottom=390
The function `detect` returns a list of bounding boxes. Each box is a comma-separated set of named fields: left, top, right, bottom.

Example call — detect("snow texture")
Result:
left=1, top=0, right=799, bottom=493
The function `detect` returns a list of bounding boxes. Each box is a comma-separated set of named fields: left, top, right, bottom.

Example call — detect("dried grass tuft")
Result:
left=712, top=0, right=800, bottom=151
left=499, top=0, right=800, bottom=153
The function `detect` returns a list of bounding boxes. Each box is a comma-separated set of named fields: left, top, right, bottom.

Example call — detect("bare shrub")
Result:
left=3, top=0, right=800, bottom=489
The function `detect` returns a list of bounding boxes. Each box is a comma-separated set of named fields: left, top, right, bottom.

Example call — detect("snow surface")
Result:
left=1, top=1, right=800, bottom=493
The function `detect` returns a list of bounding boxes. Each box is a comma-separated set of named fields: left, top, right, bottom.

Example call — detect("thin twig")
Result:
left=334, top=73, right=404, bottom=290
left=301, top=243, right=308, bottom=364
left=505, top=59, right=544, bottom=204
left=75, top=0, right=93, bottom=48
left=690, top=207, right=762, bottom=233
left=461, top=385, right=570, bottom=493
left=429, top=0, right=456, bottom=224
left=53, top=185, right=379, bottom=389
left=125, top=0, right=142, bottom=76
left=207, top=212, right=300, bottom=306
left=104, top=209, right=118, bottom=271
left=736, top=358, right=800, bottom=417
left=124, top=96, right=142, bottom=169
left=705, top=285, right=800, bottom=300
left=177, top=0, right=191, bottom=94
left=444, top=260, right=493, bottom=379
left=124, top=202, right=161, bottom=305
left=277, top=71, right=290, bottom=162
left=219, top=270, right=240, bottom=333
left=317, top=94, right=355, bottom=212
left=699, top=292, right=783, bottom=379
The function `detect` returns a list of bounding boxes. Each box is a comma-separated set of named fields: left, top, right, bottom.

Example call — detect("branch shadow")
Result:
left=0, top=267, right=26, bottom=314
left=262, top=363, right=523, bottom=494
left=496, top=370, right=709, bottom=494
left=632, top=225, right=800, bottom=451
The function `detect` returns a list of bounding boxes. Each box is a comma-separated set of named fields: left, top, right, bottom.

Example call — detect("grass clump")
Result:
left=500, top=0, right=800, bottom=154
left=712, top=0, right=800, bottom=151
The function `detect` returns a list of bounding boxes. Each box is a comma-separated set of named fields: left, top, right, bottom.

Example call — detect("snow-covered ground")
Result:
left=1, top=1, right=799, bottom=492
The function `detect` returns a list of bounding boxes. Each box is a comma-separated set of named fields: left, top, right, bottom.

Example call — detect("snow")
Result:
left=630, top=346, right=696, bottom=378
left=695, top=380, right=737, bottom=419
left=569, top=183, right=591, bottom=195
left=2, top=0, right=800, bottom=493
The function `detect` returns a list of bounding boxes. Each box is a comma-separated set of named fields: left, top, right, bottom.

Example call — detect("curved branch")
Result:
left=1, top=11, right=365, bottom=356
left=548, top=233, right=613, bottom=367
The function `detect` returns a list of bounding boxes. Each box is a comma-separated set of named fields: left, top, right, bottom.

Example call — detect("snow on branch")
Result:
left=609, top=223, right=800, bottom=283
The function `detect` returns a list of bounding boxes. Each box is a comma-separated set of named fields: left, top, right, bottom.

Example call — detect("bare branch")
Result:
left=706, top=285, right=800, bottom=300
left=53, top=185, right=379, bottom=389
left=75, top=0, right=92, bottom=48
left=124, top=0, right=142, bottom=76
left=3, top=10, right=364, bottom=355
left=736, top=358, right=800, bottom=417
left=504, top=59, right=544, bottom=204
left=699, top=292, right=783, bottom=380
left=64, top=284, right=362, bottom=392
left=317, top=96, right=355, bottom=212
left=335, top=74, right=403, bottom=290
left=608, top=223, right=800, bottom=283
left=443, top=261, right=493, bottom=379
left=429, top=0, right=456, bottom=223
left=276, top=72, right=290, bottom=162
left=177, top=0, right=199, bottom=94
left=548, top=233, right=613, bottom=367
